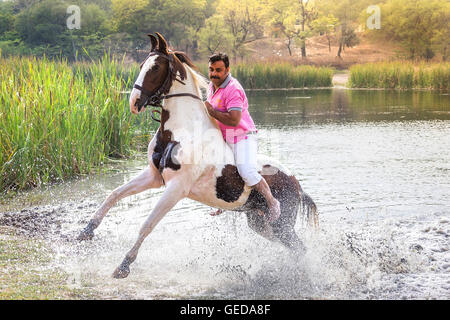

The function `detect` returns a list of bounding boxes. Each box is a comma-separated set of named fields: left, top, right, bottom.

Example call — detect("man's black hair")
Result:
left=209, top=53, right=229, bottom=68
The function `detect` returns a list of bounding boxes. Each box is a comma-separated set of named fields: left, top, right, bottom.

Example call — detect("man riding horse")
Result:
left=204, top=53, right=281, bottom=223
left=77, top=33, right=317, bottom=279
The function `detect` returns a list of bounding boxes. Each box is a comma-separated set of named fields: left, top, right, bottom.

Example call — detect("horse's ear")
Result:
left=147, top=34, right=157, bottom=52
left=171, top=54, right=187, bottom=81
left=155, top=32, right=169, bottom=54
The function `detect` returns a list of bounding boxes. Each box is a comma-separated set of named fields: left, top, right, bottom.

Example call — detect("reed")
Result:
left=197, top=62, right=333, bottom=89
left=0, top=55, right=156, bottom=192
left=349, top=61, right=449, bottom=90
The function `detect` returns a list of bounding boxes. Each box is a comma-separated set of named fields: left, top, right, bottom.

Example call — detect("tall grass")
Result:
left=349, top=62, right=449, bottom=90
left=198, top=62, right=333, bottom=88
left=0, top=55, right=155, bottom=192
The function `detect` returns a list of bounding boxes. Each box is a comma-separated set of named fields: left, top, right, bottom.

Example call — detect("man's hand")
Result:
left=204, top=101, right=215, bottom=117
left=204, top=101, right=242, bottom=127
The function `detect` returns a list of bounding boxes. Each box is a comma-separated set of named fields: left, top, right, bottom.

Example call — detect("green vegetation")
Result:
left=198, top=63, right=333, bottom=88
left=234, top=63, right=333, bottom=89
left=0, top=227, right=96, bottom=299
left=365, top=0, right=449, bottom=61
left=0, top=0, right=448, bottom=62
left=0, top=55, right=331, bottom=193
left=349, top=62, right=449, bottom=90
left=0, top=55, right=156, bottom=192
left=0, top=0, right=448, bottom=193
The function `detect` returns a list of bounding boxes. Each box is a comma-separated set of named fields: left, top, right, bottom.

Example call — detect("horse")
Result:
left=77, top=33, right=318, bottom=279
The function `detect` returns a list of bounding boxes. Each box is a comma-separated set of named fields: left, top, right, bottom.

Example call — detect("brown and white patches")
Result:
left=215, top=164, right=245, bottom=203
left=130, top=54, right=155, bottom=113
left=243, top=164, right=301, bottom=223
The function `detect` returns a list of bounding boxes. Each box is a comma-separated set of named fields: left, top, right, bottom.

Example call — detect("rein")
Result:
left=133, top=52, right=203, bottom=122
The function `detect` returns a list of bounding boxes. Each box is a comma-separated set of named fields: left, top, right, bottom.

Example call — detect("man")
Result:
left=204, top=53, right=281, bottom=223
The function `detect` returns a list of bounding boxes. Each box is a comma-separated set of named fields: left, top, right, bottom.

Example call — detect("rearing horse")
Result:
left=77, top=33, right=318, bottom=279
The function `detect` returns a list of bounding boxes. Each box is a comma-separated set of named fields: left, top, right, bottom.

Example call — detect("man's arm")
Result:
left=205, top=101, right=242, bottom=127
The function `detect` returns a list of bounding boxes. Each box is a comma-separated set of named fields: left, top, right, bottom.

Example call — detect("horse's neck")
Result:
left=161, top=66, right=235, bottom=168
left=162, top=67, right=218, bottom=135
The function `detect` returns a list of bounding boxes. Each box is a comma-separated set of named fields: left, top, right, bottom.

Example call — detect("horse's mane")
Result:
left=185, top=65, right=209, bottom=96
left=173, top=51, right=209, bottom=96
left=172, top=51, right=218, bottom=129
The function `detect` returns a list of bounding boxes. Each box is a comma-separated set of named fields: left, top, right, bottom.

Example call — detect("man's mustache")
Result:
left=210, top=76, right=220, bottom=79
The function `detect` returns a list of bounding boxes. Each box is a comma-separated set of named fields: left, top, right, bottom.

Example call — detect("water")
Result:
left=1, top=88, right=449, bottom=299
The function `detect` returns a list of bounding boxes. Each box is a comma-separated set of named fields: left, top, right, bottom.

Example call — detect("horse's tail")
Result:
left=296, top=179, right=319, bottom=229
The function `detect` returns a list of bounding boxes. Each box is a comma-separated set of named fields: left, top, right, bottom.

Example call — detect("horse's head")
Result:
left=129, top=32, right=193, bottom=114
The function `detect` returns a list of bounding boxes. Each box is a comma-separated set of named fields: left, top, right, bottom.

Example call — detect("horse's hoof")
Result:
left=112, top=266, right=130, bottom=279
left=77, top=229, right=94, bottom=241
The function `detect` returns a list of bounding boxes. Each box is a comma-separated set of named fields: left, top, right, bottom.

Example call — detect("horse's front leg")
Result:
left=77, top=166, right=163, bottom=241
left=112, top=176, right=192, bottom=279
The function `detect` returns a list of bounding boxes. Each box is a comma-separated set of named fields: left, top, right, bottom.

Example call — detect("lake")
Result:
left=1, top=88, right=449, bottom=299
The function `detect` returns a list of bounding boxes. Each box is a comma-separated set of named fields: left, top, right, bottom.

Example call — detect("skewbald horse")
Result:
left=77, top=33, right=318, bottom=279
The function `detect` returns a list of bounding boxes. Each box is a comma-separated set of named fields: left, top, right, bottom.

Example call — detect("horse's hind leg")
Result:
left=246, top=210, right=305, bottom=253
left=273, top=226, right=305, bottom=254
left=77, top=166, right=163, bottom=240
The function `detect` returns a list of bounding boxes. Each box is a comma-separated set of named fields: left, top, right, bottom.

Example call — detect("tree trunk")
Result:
left=301, top=43, right=306, bottom=58
left=299, top=0, right=307, bottom=59
left=287, top=38, right=292, bottom=56
left=337, top=41, right=343, bottom=59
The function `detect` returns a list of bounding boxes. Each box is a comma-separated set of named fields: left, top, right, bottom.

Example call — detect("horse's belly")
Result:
left=187, top=165, right=251, bottom=210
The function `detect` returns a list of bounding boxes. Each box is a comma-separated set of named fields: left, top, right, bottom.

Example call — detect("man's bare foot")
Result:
left=210, top=208, right=224, bottom=216
left=267, top=199, right=281, bottom=223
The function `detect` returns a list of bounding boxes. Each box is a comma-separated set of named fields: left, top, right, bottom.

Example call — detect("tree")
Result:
left=14, top=0, right=66, bottom=46
left=155, top=0, right=209, bottom=55
left=0, top=2, right=15, bottom=38
left=264, top=0, right=301, bottom=56
left=197, top=17, right=232, bottom=56
left=311, top=14, right=338, bottom=52
left=367, top=0, right=450, bottom=60
left=213, top=0, right=266, bottom=61
left=316, top=0, right=371, bottom=59
left=111, top=0, right=148, bottom=36
left=111, top=0, right=209, bottom=60
left=297, top=0, right=318, bottom=59
left=430, top=5, right=450, bottom=61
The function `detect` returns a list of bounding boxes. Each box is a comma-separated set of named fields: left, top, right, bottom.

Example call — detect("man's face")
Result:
left=209, top=60, right=229, bottom=88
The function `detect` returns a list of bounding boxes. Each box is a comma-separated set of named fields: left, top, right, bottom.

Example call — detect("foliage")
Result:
left=197, top=62, right=333, bottom=88
left=349, top=61, right=450, bottom=89
left=264, top=0, right=301, bottom=56
left=204, top=0, right=266, bottom=59
left=233, top=63, right=333, bottom=88
left=197, top=17, right=233, bottom=56
left=365, top=0, right=449, bottom=61
left=311, top=14, right=339, bottom=52
left=0, top=0, right=448, bottom=62
left=0, top=55, right=157, bottom=192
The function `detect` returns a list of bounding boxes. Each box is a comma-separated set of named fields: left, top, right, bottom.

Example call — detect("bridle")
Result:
left=133, top=52, right=203, bottom=122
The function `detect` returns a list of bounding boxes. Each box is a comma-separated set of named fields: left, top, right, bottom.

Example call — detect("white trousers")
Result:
left=227, top=134, right=262, bottom=187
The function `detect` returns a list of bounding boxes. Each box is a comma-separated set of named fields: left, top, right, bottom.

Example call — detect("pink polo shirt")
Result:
left=207, top=74, right=257, bottom=144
